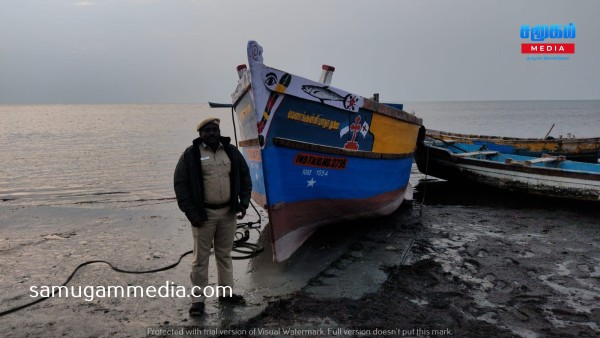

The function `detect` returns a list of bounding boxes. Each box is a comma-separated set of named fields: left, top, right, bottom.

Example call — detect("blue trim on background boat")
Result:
left=383, top=103, right=404, bottom=111
left=469, top=141, right=515, bottom=154
left=468, top=140, right=595, bottom=159
left=443, top=142, right=600, bottom=173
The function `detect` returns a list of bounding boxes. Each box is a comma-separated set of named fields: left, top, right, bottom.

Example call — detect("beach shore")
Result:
left=1, top=178, right=599, bottom=337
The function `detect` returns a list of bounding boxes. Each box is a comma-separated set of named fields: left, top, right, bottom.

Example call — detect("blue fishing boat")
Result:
left=415, top=139, right=600, bottom=202
left=426, top=129, right=600, bottom=163
left=231, top=41, right=422, bottom=262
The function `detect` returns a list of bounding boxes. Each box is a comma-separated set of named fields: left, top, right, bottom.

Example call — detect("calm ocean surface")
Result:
left=1, top=101, right=599, bottom=207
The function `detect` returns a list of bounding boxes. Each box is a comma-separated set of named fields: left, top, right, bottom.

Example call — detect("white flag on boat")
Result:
left=339, top=120, right=349, bottom=138
left=360, top=121, right=369, bottom=138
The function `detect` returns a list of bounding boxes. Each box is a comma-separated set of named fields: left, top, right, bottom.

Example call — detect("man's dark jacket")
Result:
left=174, top=136, right=252, bottom=224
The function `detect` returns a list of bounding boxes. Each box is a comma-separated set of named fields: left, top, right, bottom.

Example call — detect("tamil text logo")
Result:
left=520, top=23, right=575, bottom=54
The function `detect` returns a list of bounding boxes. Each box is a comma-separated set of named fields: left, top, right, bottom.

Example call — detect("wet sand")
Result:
left=1, top=175, right=599, bottom=337
left=234, top=182, right=600, bottom=337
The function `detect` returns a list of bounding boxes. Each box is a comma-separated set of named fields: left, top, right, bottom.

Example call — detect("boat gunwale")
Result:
left=358, top=98, right=422, bottom=126
left=426, top=129, right=600, bottom=144
left=273, top=137, right=415, bottom=160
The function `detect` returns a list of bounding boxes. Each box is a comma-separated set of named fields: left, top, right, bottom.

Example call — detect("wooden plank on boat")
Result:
left=452, top=150, right=498, bottom=158
left=524, top=155, right=566, bottom=166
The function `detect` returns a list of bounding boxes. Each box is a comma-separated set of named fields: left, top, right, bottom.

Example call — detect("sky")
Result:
left=1, top=0, right=599, bottom=104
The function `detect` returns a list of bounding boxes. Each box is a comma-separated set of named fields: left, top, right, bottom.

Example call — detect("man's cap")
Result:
left=196, top=117, right=220, bottom=132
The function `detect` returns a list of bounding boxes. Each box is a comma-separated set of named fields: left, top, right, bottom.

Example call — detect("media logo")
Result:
left=520, top=23, right=575, bottom=60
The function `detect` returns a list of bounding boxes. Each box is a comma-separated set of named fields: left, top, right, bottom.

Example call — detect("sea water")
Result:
left=405, top=100, right=600, bottom=138
left=1, top=101, right=598, bottom=206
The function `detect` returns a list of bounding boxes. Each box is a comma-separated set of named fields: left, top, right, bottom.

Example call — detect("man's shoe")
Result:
left=189, top=302, right=205, bottom=317
left=218, top=294, right=246, bottom=305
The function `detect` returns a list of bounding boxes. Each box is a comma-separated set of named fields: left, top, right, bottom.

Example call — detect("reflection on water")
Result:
left=0, top=104, right=234, bottom=206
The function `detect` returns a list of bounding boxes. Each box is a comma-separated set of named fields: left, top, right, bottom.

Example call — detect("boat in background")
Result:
left=231, top=41, right=422, bottom=262
left=415, top=140, right=600, bottom=202
left=426, top=129, right=600, bottom=163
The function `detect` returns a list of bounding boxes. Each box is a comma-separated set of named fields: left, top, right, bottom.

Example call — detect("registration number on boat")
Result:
left=302, top=169, right=329, bottom=176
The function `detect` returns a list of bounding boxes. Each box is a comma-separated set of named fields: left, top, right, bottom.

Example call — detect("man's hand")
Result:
left=237, top=207, right=247, bottom=220
left=191, top=219, right=203, bottom=227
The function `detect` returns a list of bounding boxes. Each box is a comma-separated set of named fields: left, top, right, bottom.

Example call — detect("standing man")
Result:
left=174, top=117, right=252, bottom=317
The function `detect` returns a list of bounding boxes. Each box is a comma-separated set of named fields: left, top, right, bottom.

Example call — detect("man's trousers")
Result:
left=190, top=207, right=236, bottom=303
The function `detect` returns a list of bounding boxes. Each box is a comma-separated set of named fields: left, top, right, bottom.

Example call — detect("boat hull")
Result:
left=269, top=184, right=410, bottom=262
left=426, top=129, right=600, bottom=163
left=416, top=142, right=600, bottom=202
left=232, top=41, right=422, bottom=261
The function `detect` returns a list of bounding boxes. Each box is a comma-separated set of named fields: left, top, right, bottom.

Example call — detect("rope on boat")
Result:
left=0, top=201, right=264, bottom=317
